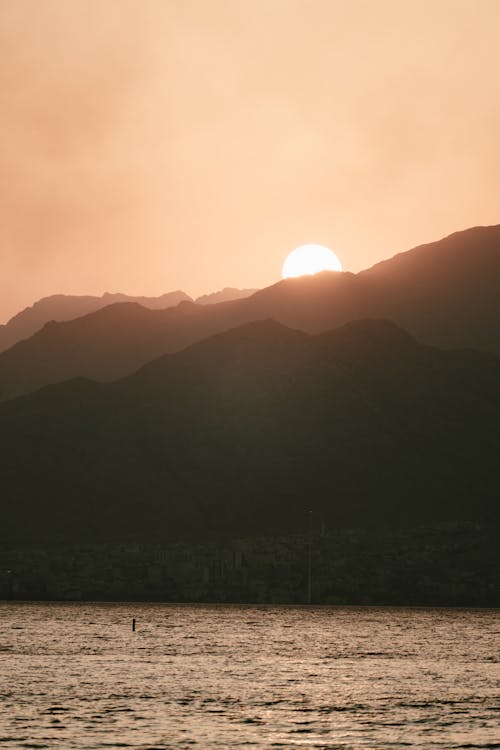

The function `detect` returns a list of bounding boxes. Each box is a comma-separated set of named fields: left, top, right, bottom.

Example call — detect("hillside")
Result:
left=0, top=319, right=498, bottom=544
left=0, top=287, right=258, bottom=353
left=0, top=290, right=191, bottom=353
left=360, top=225, right=500, bottom=352
left=194, top=287, right=258, bottom=305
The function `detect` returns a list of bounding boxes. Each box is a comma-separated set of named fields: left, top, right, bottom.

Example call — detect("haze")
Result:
left=1, top=0, right=499, bottom=323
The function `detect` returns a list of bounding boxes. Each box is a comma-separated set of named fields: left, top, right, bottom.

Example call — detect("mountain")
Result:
left=0, top=290, right=191, bottom=353
left=0, top=319, right=498, bottom=545
left=195, top=287, right=258, bottom=305
left=360, top=224, right=500, bottom=353
left=0, top=224, right=498, bottom=401
left=0, top=288, right=260, bottom=354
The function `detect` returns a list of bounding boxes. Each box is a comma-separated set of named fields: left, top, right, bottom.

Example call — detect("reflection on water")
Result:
left=0, top=603, right=498, bottom=749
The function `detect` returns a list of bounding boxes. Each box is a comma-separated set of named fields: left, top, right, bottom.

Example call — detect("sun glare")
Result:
left=282, top=244, right=342, bottom=279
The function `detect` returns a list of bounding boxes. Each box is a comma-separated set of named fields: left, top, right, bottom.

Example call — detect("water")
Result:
left=0, top=603, right=498, bottom=749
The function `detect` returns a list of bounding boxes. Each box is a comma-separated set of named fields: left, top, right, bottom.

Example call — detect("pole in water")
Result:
left=132, top=618, right=136, bottom=632
left=307, top=509, right=313, bottom=605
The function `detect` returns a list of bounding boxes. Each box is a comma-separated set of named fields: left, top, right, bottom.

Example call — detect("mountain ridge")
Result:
left=0, top=287, right=259, bottom=353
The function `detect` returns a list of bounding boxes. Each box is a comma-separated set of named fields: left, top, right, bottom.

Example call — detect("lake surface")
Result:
left=0, top=603, right=498, bottom=749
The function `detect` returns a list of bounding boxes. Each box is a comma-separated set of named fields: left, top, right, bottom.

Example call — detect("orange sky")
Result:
left=1, top=0, right=499, bottom=323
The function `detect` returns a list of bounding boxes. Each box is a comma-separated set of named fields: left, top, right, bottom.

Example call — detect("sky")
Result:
left=1, top=0, right=499, bottom=323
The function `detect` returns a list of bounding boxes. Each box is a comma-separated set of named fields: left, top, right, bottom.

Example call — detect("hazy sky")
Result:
left=1, top=0, right=499, bottom=322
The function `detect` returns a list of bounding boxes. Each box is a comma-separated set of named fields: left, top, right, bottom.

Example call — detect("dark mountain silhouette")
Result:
left=0, top=224, right=499, bottom=401
left=0, top=290, right=191, bottom=353
left=195, top=287, right=258, bottom=305
left=0, top=319, right=498, bottom=544
left=0, top=287, right=259, bottom=353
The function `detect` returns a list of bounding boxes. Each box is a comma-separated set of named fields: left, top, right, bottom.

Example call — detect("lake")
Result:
left=0, top=603, right=498, bottom=749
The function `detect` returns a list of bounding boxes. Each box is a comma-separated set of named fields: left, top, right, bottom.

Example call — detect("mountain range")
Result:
left=1, top=317, right=498, bottom=544
left=1, top=224, right=499, bottom=546
left=0, top=287, right=258, bottom=354
left=0, top=224, right=498, bottom=401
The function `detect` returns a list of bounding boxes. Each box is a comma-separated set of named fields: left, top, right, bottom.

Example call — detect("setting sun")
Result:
left=282, top=244, right=343, bottom=279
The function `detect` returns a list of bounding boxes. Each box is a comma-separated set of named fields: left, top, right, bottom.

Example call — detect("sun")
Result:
left=282, top=244, right=342, bottom=279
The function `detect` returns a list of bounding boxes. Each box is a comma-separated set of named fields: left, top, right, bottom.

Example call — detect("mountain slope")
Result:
left=195, top=287, right=258, bottom=305
left=0, top=287, right=260, bottom=353
left=0, top=224, right=498, bottom=401
left=0, top=319, right=498, bottom=544
left=360, top=224, right=500, bottom=352
left=0, top=290, right=191, bottom=353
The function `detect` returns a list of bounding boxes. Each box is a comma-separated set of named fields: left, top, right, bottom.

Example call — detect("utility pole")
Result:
left=307, top=509, right=313, bottom=604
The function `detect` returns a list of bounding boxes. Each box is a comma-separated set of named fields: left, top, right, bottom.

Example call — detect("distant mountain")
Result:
left=0, top=224, right=499, bottom=401
left=195, top=287, right=258, bottom=305
left=0, top=319, right=498, bottom=544
left=0, top=287, right=259, bottom=353
left=0, top=290, right=191, bottom=353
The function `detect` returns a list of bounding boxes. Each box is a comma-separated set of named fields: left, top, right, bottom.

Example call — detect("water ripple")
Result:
left=0, top=603, right=498, bottom=749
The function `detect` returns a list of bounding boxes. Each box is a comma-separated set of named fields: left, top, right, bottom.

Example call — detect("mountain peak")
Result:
left=0, top=289, right=192, bottom=353
left=320, top=317, right=417, bottom=345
